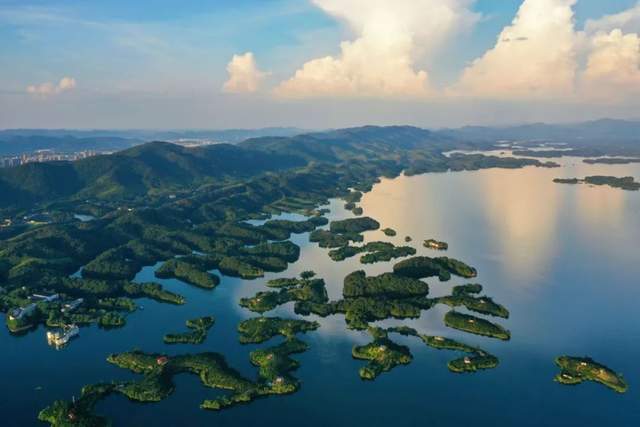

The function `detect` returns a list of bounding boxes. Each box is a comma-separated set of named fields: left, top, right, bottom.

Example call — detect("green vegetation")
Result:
left=393, top=256, right=477, bottom=281
left=404, top=236, right=412, bottom=242
left=424, top=239, right=448, bottom=250
left=237, top=317, right=320, bottom=344
left=554, top=356, right=628, bottom=393
left=583, top=158, right=640, bottom=165
left=554, top=176, right=640, bottom=191
left=382, top=228, right=397, bottom=236
left=156, top=259, right=220, bottom=289
left=448, top=354, right=499, bottom=373
left=328, top=241, right=415, bottom=264
left=352, top=328, right=413, bottom=380
left=435, top=284, right=509, bottom=318
left=163, top=316, right=215, bottom=345
left=295, top=271, right=432, bottom=330
left=343, top=271, right=429, bottom=299
left=444, top=311, right=511, bottom=340
left=240, top=278, right=328, bottom=313
left=309, top=229, right=363, bottom=248
left=330, top=217, right=380, bottom=234
left=38, top=383, right=115, bottom=427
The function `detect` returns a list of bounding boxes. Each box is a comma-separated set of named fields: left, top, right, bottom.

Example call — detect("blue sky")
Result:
left=1, top=0, right=639, bottom=129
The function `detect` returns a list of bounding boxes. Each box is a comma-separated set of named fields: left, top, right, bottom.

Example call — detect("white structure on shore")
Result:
left=47, top=324, right=79, bottom=348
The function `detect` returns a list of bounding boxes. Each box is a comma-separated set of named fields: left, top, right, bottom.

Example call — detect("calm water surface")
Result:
left=2, top=156, right=639, bottom=426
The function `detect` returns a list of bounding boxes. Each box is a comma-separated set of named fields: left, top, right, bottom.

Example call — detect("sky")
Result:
left=1, top=0, right=639, bottom=129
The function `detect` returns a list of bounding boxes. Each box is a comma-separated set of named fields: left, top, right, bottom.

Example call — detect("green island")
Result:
left=330, top=217, right=380, bottom=234
left=156, top=258, right=220, bottom=289
left=343, top=270, right=429, bottom=299
left=583, top=158, right=640, bottom=165
left=328, top=241, right=416, bottom=264
left=448, top=354, right=500, bottom=373
left=554, top=176, right=640, bottom=191
left=435, top=284, right=509, bottom=318
left=393, top=256, right=477, bottom=281
left=352, top=328, right=413, bottom=380
left=382, top=228, right=397, bottom=236
left=240, top=276, right=328, bottom=314
left=38, top=341, right=312, bottom=426
left=237, top=317, right=320, bottom=344
left=424, top=239, right=448, bottom=250
left=163, top=316, right=215, bottom=344
left=554, top=356, right=628, bottom=393
left=444, top=311, right=511, bottom=340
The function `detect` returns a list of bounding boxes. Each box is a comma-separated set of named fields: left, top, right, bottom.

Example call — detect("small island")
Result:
left=237, top=317, right=320, bottom=344
left=436, top=284, right=509, bottom=318
left=352, top=328, right=413, bottom=380
left=444, top=311, right=511, bottom=341
left=554, top=356, right=628, bottom=393
left=393, top=256, right=477, bottom=281
left=163, top=316, right=215, bottom=344
left=156, top=259, right=220, bottom=289
left=583, top=158, right=640, bottom=165
left=448, top=353, right=499, bottom=373
left=554, top=176, right=640, bottom=191
left=424, top=239, right=448, bottom=250
left=382, top=228, right=397, bottom=236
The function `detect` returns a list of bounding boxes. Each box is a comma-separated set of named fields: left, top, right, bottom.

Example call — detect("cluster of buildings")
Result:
left=6, top=291, right=85, bottom=348
left=0, top=150, right=107, bottom=168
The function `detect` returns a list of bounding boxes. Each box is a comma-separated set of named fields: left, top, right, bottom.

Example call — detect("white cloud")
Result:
left=26, top=76, right=77, bottom=96
left=222, top=52, right=268, bottom=94
left=274, top=0, right=479, bottom=99
left=585, top=2, right=640, bottom=34
left=452, top=0, right=578, bottom=100
left=581, top=29, right=640, bottom=100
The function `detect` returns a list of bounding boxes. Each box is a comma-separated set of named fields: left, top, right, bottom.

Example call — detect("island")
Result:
left=382, top=228, right=397, bottom=236
left=237, top=317, right=320, bottom=344
left=444, top=311, right=511, bottom=340
left=328, top=241, right=416, bottom=264
left=163, top=316, right=215, bottom=345
left=583, top=158, right=640, bottom=165
left=240, top=275, right=328, bottom=313
left=352, top=328, right=413, bottom=380
left=435, top=284, right=509, bottom=318
left=554, top=176, right=640, bottom=191
left=156, top=258, right=220, bottom=289
left=393, top=256, right=477, bottom=281
left=424, top=239, right=449, bottom=250
left=554, top=356, right=628, bottom=393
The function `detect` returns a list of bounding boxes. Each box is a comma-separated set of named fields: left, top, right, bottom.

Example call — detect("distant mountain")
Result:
left=441, top=119, right=640, bottom=143
left=0, top=141, right=306, bottom=207
left=0, top=128, right=308, bottom=155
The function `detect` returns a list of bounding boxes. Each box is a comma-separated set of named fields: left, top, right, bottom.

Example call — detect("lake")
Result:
left=2, top=154, right=639, bottom=426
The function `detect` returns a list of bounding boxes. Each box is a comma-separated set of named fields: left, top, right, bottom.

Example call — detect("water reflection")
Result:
left=479, top=168, right=561, bottom=284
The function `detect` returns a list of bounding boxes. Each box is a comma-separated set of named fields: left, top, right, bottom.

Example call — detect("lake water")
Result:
left=2, top=155, right=639, bottom=426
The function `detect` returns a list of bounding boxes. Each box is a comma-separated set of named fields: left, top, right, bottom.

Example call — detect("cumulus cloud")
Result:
left=222, top=52, right=268, bottom=94
left=26, top=76, right=77, bottom=96
left=274, top=0, right=479, bottom=99
left=452, top=0, right=578, bottom=99
left=581, top=29, right=640, bottom=100
left=585, top=2, right=640, bottom=34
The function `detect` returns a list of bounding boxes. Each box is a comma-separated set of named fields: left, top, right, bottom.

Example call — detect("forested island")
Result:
left=554, top=356, right=628, bottom=393
left=554, top=176, right=640, bottom=191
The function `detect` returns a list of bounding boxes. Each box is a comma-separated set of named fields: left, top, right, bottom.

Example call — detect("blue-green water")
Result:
left=2, top=156, right=639, bottom=426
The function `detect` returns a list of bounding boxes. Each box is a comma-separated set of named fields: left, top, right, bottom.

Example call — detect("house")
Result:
left=9, top=303, right=37, bottom=321
left=33, top=293, right=60, bottom=303
left=62, top=298, right=84, bottom=313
